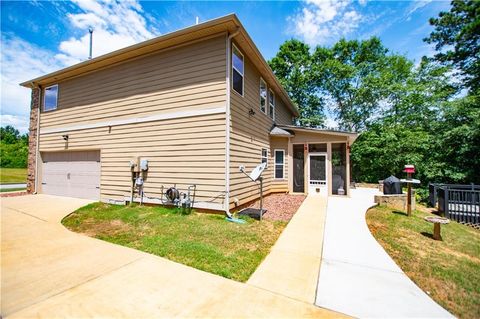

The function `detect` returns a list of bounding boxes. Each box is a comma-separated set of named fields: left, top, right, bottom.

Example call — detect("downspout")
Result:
left=32, top=82, right=41, bottom=194
left=224, top=28, right=240, bottom=217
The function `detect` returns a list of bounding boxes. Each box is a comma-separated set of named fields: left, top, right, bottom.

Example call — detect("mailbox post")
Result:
left=401, top=165, right=420, bottom=216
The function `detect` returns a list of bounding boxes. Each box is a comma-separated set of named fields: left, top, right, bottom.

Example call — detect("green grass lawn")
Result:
left=62, top=203, right=286, bottom=282
left=366, top=205, right=480, bottom=319
left=0, top=187, right=26, bottom=193
left=0, top=168, right=27, bottom=183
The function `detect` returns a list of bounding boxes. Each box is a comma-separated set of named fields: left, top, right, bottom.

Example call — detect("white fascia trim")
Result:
left=40, top=106, right=226, bottom=134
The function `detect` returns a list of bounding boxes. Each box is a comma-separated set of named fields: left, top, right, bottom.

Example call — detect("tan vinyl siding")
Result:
left=39, top=113, right=226, bottom=208
left=37, top=35, right=227, bottom=210
left=275, top=98, right=293, bottom=125
left=40, top=35, right=226, bottom=129
left=229, top=45, right=291, bottom=208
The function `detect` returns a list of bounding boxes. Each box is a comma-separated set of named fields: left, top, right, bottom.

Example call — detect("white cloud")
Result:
left=57, top=0, right=158, bottom=64
left=289, top=0, right=362, bottom=46
left=0, top=114, right=30, bottom=133
left=1, top=0, right=158, bottom=133
left=406, top=0, right=433, bottom=20
left=1, top=35, right=63, bottom=133
left=325, top=116, right=339, bottom=129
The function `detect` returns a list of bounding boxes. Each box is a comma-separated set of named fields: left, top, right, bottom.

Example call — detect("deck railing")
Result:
left=430, top=183, right=480, bottom=225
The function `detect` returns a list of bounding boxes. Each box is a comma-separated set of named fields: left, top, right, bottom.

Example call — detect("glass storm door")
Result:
left=308, top=154, right=327, bottom=195
left=293, top=144, right=305, bottom=193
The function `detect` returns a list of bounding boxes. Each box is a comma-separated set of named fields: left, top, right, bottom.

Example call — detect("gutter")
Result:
left=224, top=27, right=240, bottom=217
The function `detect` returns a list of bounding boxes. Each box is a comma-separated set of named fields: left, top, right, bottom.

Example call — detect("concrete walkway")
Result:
left=315, top=188, right=453, bottom=318
left=248, top=195, right=328, bottom=304
left=1, top=194, right=343, bottom=318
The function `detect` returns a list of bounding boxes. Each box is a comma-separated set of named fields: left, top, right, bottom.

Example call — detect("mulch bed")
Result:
left=243, top=193, right=306, bottom=222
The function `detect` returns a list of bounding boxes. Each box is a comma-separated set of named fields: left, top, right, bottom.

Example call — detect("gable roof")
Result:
left=270, top=126, right=294, bottom=137
left=278, top=125, right=358, bottom=143
left=20, top=14, right=299, bottom=117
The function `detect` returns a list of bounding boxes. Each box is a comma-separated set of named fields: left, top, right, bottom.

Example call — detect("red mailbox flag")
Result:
left=404, top=164, right=415, bottom=174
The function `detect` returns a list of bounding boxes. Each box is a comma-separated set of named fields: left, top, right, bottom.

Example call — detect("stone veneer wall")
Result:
left=26, top=87, right=40, bottom=194
left=374, top=192, right=416, bottom=212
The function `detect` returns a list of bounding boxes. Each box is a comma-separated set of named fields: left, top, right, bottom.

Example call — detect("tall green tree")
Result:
left=382, top=58, right=457, bottom=128
left=0, top=126, right=22, bottom=144
left=350, top=58, right=458, bottom=185
left=431, top=95, right=480, bottom=183
left=0, top=125, right=29, bottom=168
left=424, top=0, right=480, bottom=93
left=269, top=40, right=325, bottom=127
left=312, top=37, right=401, bottom=131
left=269, top=33, right=477, bottom=191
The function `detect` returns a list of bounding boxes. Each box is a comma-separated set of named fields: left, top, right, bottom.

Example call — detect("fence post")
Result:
left=471, top=185, right=475, bottom=225
left=445, top=187, right=449, bottom=219
left=477, top=191, right=479, bottom=225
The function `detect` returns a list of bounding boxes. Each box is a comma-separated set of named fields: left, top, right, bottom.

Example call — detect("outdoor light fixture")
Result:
left=249, top=108, right=256, bottom=116
left=62, top=134, right=69, bottom=141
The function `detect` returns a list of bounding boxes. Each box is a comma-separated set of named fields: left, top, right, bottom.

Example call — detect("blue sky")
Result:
left=1, top=0, right=451, bottom=132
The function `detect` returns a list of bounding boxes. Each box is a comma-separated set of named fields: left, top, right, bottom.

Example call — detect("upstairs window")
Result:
left=44, top=85, right=58, bottom=111
left=261, top=148, right=268, bottom=166
left=232, top=44, right=244, bottom=96
left=260, top=78, right=267, bottom=114
left=269, top=89, right=275, bottom=120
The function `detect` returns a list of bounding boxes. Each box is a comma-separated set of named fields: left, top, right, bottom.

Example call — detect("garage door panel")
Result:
left=41, top=151, right=100, bottom=200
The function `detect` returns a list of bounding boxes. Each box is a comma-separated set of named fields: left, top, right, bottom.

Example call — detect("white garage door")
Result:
left=41, top=151, right=101, bottom=200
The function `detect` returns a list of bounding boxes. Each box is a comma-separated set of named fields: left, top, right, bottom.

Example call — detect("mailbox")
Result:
left=403, top=164, right=415, bottom=174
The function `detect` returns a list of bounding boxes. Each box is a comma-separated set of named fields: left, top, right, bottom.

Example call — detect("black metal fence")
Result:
left=429, top=183, right=480, bottom=225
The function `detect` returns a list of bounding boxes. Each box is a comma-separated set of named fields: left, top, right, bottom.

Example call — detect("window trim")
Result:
left=274, top=149, right=285, bottom=180
left=231, top=43, right=244, bottom=97
left=259, top=77, right=267, bottom=114
left=43, top=84, right=59, bottom=112
left=261, top=148, right=268, bottom=167
left=269, top=89, right=275, bottom=121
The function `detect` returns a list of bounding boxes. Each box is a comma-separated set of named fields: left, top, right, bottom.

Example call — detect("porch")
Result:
left=270, top=126, right=357, bottom=197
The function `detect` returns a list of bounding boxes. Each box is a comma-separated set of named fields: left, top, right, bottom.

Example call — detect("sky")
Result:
left=1, top=0, right=451, bottom=133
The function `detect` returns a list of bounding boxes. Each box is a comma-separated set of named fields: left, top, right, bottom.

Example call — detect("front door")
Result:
left=292, top=144, right=305, bottom=193
left=308, top=153, right=327, bottom=195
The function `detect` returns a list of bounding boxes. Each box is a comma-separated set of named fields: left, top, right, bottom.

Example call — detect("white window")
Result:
left=274, top=149, right=284, bottom=179
left=232, top=44, right=244, bottom=96
left=260, top=78, right=267, bottom=114
left=44, top=84, right=58, bottom=111
left=269, top=89, right=275, bottom=120
left=261, top=148, right=268, bottom=166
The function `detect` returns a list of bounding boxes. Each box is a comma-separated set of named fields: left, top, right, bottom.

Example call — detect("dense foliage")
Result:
left=424, top=0, right=480, bottom=94
left=0, top=126, right=29, bottom=168
left=269, top=0, right=479, bottom=193
left=269, top=40, right=325, bottom=127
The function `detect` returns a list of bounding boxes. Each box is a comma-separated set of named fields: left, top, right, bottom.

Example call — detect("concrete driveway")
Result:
left=1, top=194, right=343, bottom=318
